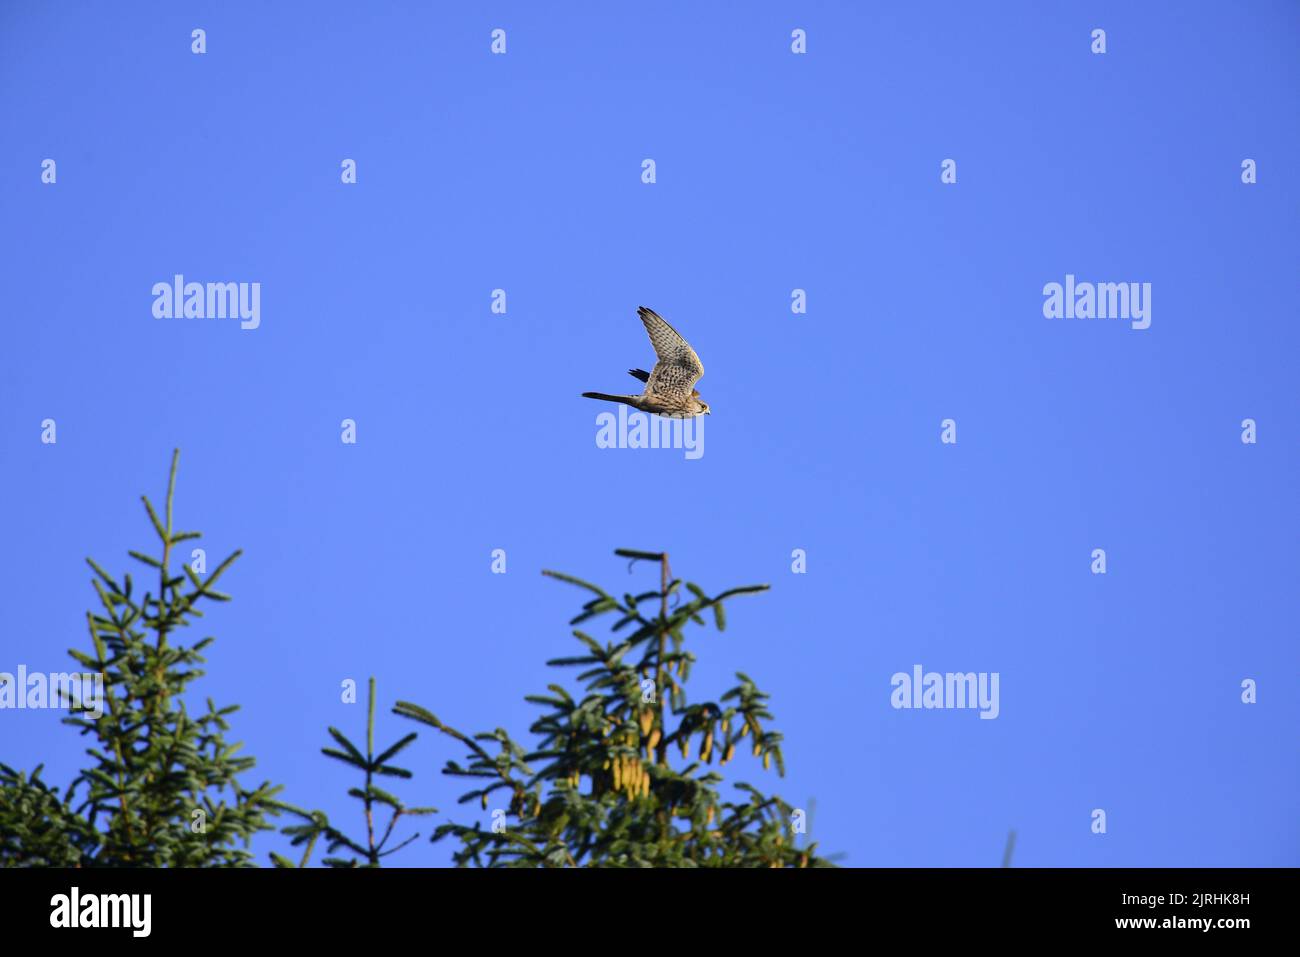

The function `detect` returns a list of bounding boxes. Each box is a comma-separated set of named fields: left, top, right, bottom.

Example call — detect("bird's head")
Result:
left=698, top=401, right=711, bottom=416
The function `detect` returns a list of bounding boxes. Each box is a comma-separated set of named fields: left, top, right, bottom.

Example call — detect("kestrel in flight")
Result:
left=582, top=307, right=711, bottom=417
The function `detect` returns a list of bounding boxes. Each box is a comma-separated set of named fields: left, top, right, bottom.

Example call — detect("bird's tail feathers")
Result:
left=582, top=392, right=642, bottom=408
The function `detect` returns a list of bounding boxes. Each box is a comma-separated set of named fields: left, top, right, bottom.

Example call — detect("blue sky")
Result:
left=1, top=1, right=1297, bottom=866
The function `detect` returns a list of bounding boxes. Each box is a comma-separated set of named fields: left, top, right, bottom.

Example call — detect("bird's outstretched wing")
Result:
left=637, top=306, right=704, bottom=403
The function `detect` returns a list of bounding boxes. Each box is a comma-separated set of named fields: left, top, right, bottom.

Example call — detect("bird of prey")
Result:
left=582, top=306, right=710, bottom=417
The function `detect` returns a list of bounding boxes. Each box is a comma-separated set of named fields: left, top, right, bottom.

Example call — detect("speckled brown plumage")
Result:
left=582, top=307, right=711, bottom=417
